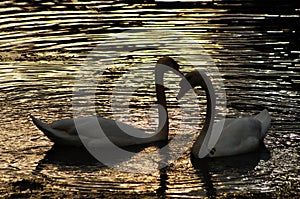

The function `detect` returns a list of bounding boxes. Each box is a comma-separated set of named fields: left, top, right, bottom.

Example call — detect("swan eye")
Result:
left=209, top=148, right=216, bottom=155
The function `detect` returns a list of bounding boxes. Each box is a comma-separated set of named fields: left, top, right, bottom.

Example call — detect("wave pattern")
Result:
left=0, top=0, right=299, bottom=198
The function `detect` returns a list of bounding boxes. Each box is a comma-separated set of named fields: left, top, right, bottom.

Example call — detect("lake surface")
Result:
left=0, top=0, right=299, bottom=198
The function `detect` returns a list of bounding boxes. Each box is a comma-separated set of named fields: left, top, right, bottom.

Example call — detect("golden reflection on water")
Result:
left=0, top=0, right=299, bottom=198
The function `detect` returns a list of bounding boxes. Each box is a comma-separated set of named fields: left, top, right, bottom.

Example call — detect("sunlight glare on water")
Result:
left=0, top=0, right=299, bottom=198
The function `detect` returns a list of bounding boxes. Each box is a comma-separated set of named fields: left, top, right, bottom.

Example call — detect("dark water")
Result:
left=0, top=0, right=299, bottom=198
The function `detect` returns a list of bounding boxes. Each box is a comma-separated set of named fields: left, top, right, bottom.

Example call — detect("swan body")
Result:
left=31, top=116, right=162, bottom=147
left=31, top=57, right=181, bottom=148
left=207, top=109, right=270, bottom=157
left=178, top=70, right=271, bottom=158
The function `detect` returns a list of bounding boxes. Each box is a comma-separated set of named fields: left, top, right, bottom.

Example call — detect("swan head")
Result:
left=156, top=56, right=180, bottom=71
left=177, top=70, right=208, bottom=99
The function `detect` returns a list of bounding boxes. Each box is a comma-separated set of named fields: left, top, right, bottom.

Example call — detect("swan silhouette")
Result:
left=177, top=70, right=271, bottom=158
left=31, top=57, right=181, bottom=147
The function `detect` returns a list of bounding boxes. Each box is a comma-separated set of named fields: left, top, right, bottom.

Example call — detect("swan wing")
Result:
left=209, top=117, right=262, bottom=157
left=32, top=116, right=159, bottom=147
left=209, top=110, right=271, bottom=157
left=75, top=117, right=153, bottom=147
left=31, top=116, right=82, bottom=146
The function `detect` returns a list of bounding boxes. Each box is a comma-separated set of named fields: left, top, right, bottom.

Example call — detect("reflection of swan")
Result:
left=178, top=70, right=271, bottom=158
left=37, top=145, right=100, bottom=166
left=191, top=145, right=270, bottom=198
left=31, top=57, right=180, bottom=147
left=192, top=143, right=270, bottom=171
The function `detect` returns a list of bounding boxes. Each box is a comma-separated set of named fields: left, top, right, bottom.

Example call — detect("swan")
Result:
left=31, top=57, right=181, bottom=147
left=177, top=70, right=271, bottom=158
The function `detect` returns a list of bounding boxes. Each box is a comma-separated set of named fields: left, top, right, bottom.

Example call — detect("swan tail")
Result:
left=31, top=116, right=81, bottom=146
left=254, top=109, right=271, bottom=138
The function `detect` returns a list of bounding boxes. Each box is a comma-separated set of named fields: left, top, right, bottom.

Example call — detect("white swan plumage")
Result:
left=31, top=116, right=159, bottom=147
left=178, top=70, right=271, bottom=158
left=31, top=57, right=181, bottom=148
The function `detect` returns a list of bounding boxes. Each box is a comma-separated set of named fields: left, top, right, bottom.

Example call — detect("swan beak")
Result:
left=176, top=84, right=191, bottom=100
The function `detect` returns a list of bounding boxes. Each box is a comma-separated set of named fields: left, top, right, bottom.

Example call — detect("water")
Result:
left=0, top=0, right=299, bottom=198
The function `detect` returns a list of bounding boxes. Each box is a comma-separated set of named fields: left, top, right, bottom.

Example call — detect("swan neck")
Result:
left=155, top=65, right=169, bottom=140
left=192, top=75, right=216, bottom=158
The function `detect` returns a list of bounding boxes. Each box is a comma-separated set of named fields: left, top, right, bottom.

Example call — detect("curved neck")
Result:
left=192, top=72, right=216, bottom=158
left=155, top=64, right=169, bottom=140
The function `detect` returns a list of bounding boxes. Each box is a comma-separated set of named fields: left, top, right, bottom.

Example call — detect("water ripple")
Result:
left=0, top=0, right=299, bottom=198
